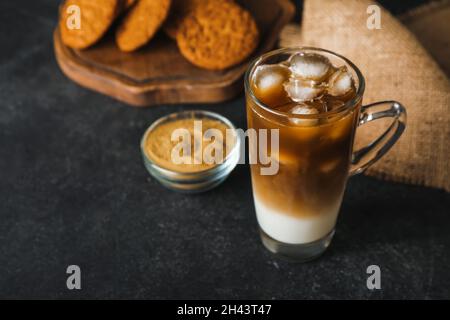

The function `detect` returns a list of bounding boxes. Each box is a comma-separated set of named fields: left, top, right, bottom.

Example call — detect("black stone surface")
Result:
left=0, top=0, right=449, bottom=299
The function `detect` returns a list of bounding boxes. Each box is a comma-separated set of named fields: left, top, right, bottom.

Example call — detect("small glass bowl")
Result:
left=140, top=110, right=241, bottom=193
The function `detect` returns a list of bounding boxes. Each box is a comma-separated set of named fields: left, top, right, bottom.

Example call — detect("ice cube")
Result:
left=271, top=149, right=298, bottom=166
left=252, top=64, right=291, bottom=105
left=320, top=158, right=342, bottom=174
left=289, top=53, right=331, bottom=81
left=328, top=67, right=354, bottom=96
left=290, top=104, right=319, bottom=116
left=284, top=78, right=324, bottom=102
left=325, top=99, right=345, bottom=111
left=278, top=60, right=291, bottom=67
left=289, top=104, right=319, bottom=126
left=253, top=64, right=290, bottom=91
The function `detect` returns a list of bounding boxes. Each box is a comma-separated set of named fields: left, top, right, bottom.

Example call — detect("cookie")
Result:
left=116, top=0, right=172, bottom=52
left=176, top=1, right=259, bottom=70
left=163, top=0, right=203, bottom=39
left=59, top=0, right=121, bottom=50
left=164, top=0, right=235, bottom=40
left=124, top=0, right=136, bottom=8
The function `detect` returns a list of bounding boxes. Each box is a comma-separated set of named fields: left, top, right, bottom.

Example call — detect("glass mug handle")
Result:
left=350, top=101, right=407, bottom=176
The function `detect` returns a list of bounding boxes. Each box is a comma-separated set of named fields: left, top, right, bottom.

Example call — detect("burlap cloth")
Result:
left=280, top=0, right=450, bottom=192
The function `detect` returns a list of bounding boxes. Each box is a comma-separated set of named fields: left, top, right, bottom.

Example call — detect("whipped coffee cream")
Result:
left=254, top=195, right=339, bottom=244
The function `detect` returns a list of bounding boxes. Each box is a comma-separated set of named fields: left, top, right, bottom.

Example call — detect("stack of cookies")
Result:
left=59, top=0, right=260, bottom=70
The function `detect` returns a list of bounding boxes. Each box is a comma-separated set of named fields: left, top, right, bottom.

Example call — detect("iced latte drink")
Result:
left=245, top=48, right=406, bottom=261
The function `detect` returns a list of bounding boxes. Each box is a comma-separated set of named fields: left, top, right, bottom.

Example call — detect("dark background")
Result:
left=0, top=0, right=449, bottom=299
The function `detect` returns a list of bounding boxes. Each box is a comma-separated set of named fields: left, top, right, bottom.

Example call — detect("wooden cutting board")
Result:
left=53, top=0, right=295, bottom=107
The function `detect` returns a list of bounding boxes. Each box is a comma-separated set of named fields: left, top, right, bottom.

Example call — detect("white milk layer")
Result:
left=254, top=196, right=338, bottom=244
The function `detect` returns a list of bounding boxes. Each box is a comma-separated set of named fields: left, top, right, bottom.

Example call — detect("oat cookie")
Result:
left=116, top=0, right=172, bottom=52
left=176, top=1, right=259, bottom=70
left=60, top=0, right=121, bottom=50
left=163, top=0, right=206, bottom=39
left=164, top=0, right=235, bottom=39
left=124, top=0, right=136, bottom=8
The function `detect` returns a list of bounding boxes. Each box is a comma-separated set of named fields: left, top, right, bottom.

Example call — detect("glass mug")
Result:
left=245, top=47, right=406, bottom=262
